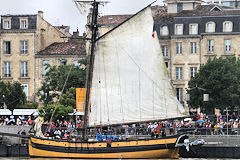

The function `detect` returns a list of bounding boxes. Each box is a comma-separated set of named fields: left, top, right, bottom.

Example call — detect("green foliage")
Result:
left=37, top=58, right=87, bottom=105
left=187, top=57, right=240, bottom=114
left=59, top=87, right=76, bottom=108
left=21, top=102, right=39, bottom=109
left=0, top=81, right=26, bottom=111
left=38, top=103, right=74, bottom=122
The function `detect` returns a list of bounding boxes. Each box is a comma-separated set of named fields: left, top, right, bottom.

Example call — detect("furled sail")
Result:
left=89, top=6, right=187, bottom=126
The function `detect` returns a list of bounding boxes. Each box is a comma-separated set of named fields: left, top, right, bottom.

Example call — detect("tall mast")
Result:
left=82, top=0, right=99, bottom=140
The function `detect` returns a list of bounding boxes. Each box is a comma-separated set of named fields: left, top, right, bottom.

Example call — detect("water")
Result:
left=0, top=158, right=236, bottom=160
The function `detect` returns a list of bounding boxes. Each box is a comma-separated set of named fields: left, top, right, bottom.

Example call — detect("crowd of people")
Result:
left=0, top=115, right=34, bottom=126
left=1, top=112, right=240, bottom=139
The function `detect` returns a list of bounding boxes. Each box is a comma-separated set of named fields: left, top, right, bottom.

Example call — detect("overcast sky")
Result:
left=0, top=0, right=163, bottom=34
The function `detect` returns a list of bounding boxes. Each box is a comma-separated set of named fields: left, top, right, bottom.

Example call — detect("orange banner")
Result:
left=76, top=88, right=91, bottom=112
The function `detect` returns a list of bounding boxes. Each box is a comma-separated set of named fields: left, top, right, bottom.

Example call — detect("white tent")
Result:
left=68, top=110, right=84, bottom=116
left=0, top=109, right=12, bottom=115
left=13, top=109, right=39, bottom=116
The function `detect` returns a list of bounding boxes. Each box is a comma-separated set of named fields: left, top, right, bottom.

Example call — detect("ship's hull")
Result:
left=29, top=135, right=182, bottom=159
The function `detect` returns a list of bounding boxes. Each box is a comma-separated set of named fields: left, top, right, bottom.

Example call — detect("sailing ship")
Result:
left=29, top=1, right=188, bottom=158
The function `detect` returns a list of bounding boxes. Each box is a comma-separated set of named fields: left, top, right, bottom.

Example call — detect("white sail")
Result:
left=89, top=6, right=187, bottom=126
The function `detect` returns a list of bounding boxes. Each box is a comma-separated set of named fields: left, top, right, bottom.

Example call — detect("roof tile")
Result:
left=38, top=39, right=86, bottom=55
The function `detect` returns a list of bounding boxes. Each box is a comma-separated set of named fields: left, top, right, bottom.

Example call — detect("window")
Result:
left=176, top=88, right=183, bottom=104
left=161, top=45, right=168, bottom=57
left=190, top=42, right=197, bottom=54
left=225, top=40, right=231, bottom=52
left=20, top=20, right=27, bottom=29
left=177, top=3, right=183, bottom=12
left=176, top=67, right=183, bottom=80
left=20, top=41, right=28, bottom=54
left=176, top=42, right=182, bottom=54
left=208, top=40, right=214, bottom=53
left=206, top=22, right=215, bottom=32
left=162, top=26, right=169, bottom=36
left=42, top=60, right=49, bottom=77
left=190, top=67, right=197, bottom=77
left=189, top=24, right=198, bottom=35
left=21, top=84, right=28, bottom=100
left=175, top=24, right=183, bottom=35
left=3, top=20, right=10, bottom=29
left=4, top=62, right=11, bottom=77
left=4, top=41, right=11, bottom=54
left=21, top=61, right=28, bottom=77
left=60, top=59, right=67, bottom=65
left=223, top=21, right=232, bottom=32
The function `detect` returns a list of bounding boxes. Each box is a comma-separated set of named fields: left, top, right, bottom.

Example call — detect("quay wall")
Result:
left=189, top=135, right=240, bottom=146
left=0, top=126, right=31, bottom=145
left=180, top=135, right=240, bottom=158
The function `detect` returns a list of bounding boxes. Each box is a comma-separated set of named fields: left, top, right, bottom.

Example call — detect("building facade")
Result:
left=0, top=11, right=67, bottom=101
left=155, top=3, right=240, bottom=106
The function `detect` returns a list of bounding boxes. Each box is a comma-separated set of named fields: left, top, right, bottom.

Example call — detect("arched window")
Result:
left=206, top=21, right=215, bottom=33
left=223, top=21, right=233, bottom=32
left=161, top=26, right=169, bottom=36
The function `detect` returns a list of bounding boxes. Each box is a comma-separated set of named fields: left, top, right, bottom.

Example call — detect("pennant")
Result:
left=152, top=24, right=156, bottom=38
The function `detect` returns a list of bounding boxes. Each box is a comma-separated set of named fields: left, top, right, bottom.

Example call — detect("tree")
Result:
left=37, top=58, right=87, bottom=105
left=59, top=87, right=76, bottom=108
left=21, top=102, right=39, bottom=109
left=187, top=57, right=240, bottom=114
left=0, top=81, right=27, bottom=111
left=38, top=103, right=74, bottom=122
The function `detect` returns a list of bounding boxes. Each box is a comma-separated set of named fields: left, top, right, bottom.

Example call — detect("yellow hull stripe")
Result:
left=29, top=142, right=179, bottom=159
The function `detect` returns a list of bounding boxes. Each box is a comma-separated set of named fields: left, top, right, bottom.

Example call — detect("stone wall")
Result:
left=0, top=125, right=31, bottom=145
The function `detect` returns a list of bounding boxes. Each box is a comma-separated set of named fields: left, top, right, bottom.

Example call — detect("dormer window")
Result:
left=3, top=19, right=11, bottom=29
left=206, top=21, right=215, bottom=33
left=20, top=18, right=28, bottom=29
left=189, top=24, right=198, bottom=35
left=223, top=21, right=232, bottom=32
left=175, top=24, right=183, bottom=35
left=161, top=26, right=169, bottom=36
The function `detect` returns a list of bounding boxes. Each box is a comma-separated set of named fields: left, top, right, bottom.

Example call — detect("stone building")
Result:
left=35, top=31, right=86, bottom=92
left=0, top=11, right=67, bottom=101
left=207, top=0, right=240, bottom=8
left=155, top=2, right=240, bottom=106
left=96, top=1, right=240, bottom=107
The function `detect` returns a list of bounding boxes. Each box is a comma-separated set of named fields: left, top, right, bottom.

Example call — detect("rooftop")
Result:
left=98, top=14, right=132, bottom=26
left=1, top=14, right=37, bottom=17
left=38, top=33, right=86, bottom=56
left=175, top=4, right=240, bottom=17
left=98, top=5, right=169, bottom=25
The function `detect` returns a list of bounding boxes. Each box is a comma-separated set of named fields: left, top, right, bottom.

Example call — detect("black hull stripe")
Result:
left=31, top=142, right=176, bottom=154
left=30, top=155, right=163, bottom=159
left=31, top=135, right=179, bottom=143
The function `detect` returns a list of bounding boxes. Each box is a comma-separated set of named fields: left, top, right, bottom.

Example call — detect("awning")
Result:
left=68, top=111, right=84, bottom=116
left=0, top=109, right=12, bottom=115
left=13, top=109, right=39, bottom=116
left=74, top=111, right=84, bottom=115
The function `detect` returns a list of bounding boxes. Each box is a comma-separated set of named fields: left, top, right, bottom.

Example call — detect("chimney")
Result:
left=73, top=29, right=79, bottom=37
left=38, top=11, right=43, bottom=18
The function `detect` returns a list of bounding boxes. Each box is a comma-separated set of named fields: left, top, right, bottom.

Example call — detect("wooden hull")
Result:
left=29, top=135, right=180, bottom=159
